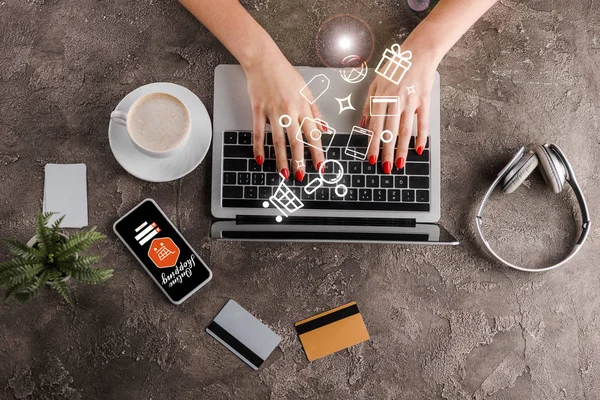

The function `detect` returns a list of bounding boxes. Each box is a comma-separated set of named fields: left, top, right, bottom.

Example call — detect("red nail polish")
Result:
left=416, top=146, right=424, bottom=155
left=317, top=161, right=325, bottom=173
left=369, top=155, right=376, bottom=165
left=383, top=161, right=392, bottom=174
left=295, top=170, right=304, bottom=181
left=256, top=156, right=264, bottom=166
left=281, top=168, right=289, bottom=180
left=395, top=157, right=405, bottom=170
left=360, top=116, right=366, bottom=128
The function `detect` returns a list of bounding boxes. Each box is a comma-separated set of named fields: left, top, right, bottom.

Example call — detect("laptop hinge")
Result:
left=235, top=215, right=417, bottom=227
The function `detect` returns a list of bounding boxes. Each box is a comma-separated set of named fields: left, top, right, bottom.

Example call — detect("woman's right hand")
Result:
left=243, top=48, right=326, bottom=182
left=361, top=37, right=440, bottom=174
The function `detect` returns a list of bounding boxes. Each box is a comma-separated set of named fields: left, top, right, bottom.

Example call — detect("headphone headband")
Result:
left=476, top=145, right=590, bottom=272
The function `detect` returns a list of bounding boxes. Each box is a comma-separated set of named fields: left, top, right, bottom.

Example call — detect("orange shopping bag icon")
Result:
left=148, top=237, right=180, bottom=268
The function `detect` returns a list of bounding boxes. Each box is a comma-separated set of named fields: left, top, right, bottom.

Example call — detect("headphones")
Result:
left=476, top=144, right=591, bottom=272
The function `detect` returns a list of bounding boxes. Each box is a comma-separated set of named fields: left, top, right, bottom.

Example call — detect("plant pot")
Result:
left=27, top=234, right=72, bottom=283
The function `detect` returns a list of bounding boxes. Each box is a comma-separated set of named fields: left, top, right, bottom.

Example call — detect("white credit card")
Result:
left=43, top=164, right=88, bottom=228
left=207, top=300, right=281, bottom=370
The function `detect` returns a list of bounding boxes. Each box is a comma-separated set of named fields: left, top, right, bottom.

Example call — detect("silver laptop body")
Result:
left=210, top=64, right=457, bottom=244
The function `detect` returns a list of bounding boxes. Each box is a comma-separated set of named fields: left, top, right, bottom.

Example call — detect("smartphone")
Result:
left=113, top=199, right=212, bottom=304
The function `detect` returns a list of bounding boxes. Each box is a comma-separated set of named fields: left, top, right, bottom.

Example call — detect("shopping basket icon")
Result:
left=268, top=175, right=304, bottom=218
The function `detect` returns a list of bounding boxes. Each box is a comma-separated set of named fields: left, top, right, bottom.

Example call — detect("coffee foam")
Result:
left=128, top=93, right=190, bottom=152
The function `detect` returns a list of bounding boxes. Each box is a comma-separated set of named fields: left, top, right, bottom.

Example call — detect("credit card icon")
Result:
left=370, top=96, right=400, bottom=117
left=295, top=301, right=369, bottom=361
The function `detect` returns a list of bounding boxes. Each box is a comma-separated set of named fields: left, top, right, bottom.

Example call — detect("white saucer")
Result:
left=109, top=83, right=212, bottom=182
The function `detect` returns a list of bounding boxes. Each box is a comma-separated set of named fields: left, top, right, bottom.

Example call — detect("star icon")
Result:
left=335, top=93, right=356, bottom=115
left=406, top=85, right=416, bottom=95
left=295, top=159, right=305, bottom=169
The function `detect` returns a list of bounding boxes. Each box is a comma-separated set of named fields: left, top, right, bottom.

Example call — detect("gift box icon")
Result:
left=375, top=44, right=412, bottom=85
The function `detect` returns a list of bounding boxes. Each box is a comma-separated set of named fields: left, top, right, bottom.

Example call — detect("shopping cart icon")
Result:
left=155, top=244, right=175, bottom=261
left=148, top=237, right=180, bottom=268
left=263, top=173, right=305, bottom=222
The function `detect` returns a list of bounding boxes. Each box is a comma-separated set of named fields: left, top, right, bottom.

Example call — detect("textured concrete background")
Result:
left=0, top=0, right=599, bottom=399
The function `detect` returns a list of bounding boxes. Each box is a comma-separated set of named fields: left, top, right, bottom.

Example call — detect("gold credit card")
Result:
left=295, top=301, right=369, bottom=361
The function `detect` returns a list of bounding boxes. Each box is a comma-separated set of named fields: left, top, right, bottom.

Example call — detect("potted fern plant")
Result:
left=0, top=212, right=114, bottom=304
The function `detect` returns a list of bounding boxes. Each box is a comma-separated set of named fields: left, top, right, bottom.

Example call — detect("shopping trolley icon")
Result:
left=155, top=244, right=175, bottom=261
left=147, top=237, right=180, bottom=268
left=262, top=173, right=305, bottom=222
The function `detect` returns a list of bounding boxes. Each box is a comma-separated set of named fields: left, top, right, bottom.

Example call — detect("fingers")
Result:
left=270, top=113, right=290, bottom=179
left=252, top=106, right=266, bottom=166
left=300, top=113, right=325, bottom=172
left=287, top=116, right=306, bottom=182
left=381, top=114, right=400, bottom=174
left=415, top=104, right=429, bottom=155
left=367, top=111, right=385, bottom=166
left=395, top=109, right=416, bottom=172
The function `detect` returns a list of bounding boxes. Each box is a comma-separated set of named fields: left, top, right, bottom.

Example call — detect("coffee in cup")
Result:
left=111, top=92, right=191, bottom=158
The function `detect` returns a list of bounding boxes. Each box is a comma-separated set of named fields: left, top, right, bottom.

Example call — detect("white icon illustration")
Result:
left=295, top=159, right=306, bottom=169
left=263, top=173, right=305, bottom=222
left=375, top=44, right=412, bottom=85
left=279, top=114, right=292, bottom=128
left=370, top=96, right=400, bottom=117
left=299, top=74, right=330, bottom=104
left=335, top=94, right=356, bottom=115
left=406, top=85, right=416, bottom=95
left=154, top=242, right=175, bottom=261
left=296, top=117, right=337, bottom=153
left=134, top=221, right=161, bottom=246
left=304, top=159, right=348, bottom=198
left=380, top=130, right=394, bottom=144
left=344, top=126, right=374, bottom=161
left=339, top=55, right=368, bottom=84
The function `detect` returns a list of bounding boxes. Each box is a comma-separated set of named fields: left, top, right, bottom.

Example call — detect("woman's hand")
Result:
left=361, top=37, right=440, bottom=173
left=180, top=0, right=499, bottom=177
left=243, top=49, right=325, bottom=182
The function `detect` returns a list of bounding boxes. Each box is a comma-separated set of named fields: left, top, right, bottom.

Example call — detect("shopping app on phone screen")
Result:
left=114, top=200, right=211, bottom=303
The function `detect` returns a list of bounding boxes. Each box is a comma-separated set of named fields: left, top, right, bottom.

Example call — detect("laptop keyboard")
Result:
left=221, top=130, right=431, bottom=212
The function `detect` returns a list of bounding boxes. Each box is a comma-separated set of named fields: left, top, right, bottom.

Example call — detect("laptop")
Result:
left=210, top=64, right=458, bottom=244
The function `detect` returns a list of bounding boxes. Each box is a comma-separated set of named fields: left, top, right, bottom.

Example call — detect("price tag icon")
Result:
left=299, top=74, right=330, bottom=104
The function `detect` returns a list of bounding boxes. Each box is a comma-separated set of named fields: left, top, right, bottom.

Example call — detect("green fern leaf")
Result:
left=10, top=269, right=49, bottom=302
left=13, top=291, right=34, bottom=303
left=57, top=255, right=102, bottom=273
left=2, top=239, right=43, bottom=261
left=35, top=212, right=54, bottom=251
left=67, top=266, right=113, bottom=284
left=49, top=278, right=72, bottom=304
left=44, top=269, right=63, bottom=282
left=55, top=229, right=105, bottom=261
left=0, top=259, right=43, bottom=277
left=2, top=281, right=29, bottom=300
left=49, top=214, right=66, bottom=236
left=5, top=265, right=45, bottom=285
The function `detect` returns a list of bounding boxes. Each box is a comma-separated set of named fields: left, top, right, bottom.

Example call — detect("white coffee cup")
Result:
left=110, top=92, right=191, bottom=158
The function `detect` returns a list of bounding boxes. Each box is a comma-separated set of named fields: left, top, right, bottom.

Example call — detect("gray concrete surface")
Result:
left=0, top=0, right=599, bottom=398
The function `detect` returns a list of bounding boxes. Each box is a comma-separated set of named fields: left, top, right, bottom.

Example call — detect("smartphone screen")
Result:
left=113, top=199, right=212, bottom=304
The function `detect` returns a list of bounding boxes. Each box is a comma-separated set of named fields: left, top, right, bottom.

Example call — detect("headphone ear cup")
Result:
left=535, top=145, right=565, bottom=193
left=501, top=151, right=539, bottom=194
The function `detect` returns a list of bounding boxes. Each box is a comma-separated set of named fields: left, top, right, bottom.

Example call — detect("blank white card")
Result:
left=43, top=164, right=88, bottom=228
